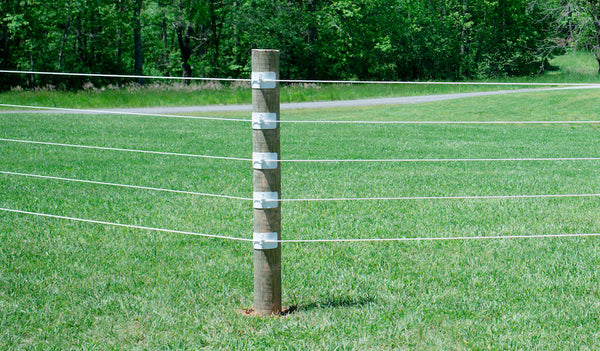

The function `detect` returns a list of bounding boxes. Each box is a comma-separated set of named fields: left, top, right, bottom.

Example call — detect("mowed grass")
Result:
left=2, top=85, right=600, bottom=349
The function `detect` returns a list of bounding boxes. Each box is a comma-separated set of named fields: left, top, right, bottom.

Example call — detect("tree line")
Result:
left=0, top=0, right=597, bottom=89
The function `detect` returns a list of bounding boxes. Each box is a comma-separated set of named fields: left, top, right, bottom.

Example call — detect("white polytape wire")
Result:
left=4, top=70, right=600, bottom=87
left=276, top=232, right=600, bottom=243
left=2, top=207, right=599, bottom=244
left=4, top=103, right=600, bottom=125
left=0, top=207, right=252, bottom=242
left=5, top=171, right=600, bottom=204
left=277, top=119, right=600, bottom=124
left=0, top=104, right=249, bottom=122
left=277, top=78, right=600, bottom=87
left=4, top=139, right=600, bottom=164
left=0, top=138, right=251, bottom=161
left=279, top=156, right=600, bottom=163
left=0, top=170, right=252, bottom=201
left=280, top=193, right=600, bottom=202
left=0, top=70, right=250, bottom=82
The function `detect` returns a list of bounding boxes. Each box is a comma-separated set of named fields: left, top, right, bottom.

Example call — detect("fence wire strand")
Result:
left=0, top=70, right=251, bottom=83
left=0, top=104, right=249, bottom=122
left=274, top=232, right=600, bottom=243
left=277, top=78, right=600, bottom=87
left=0, top=138, right=251, bottom=162
left=5, top=103, right=600, bottom=125
left=5, top=138, right=600, bottom=164
left=0, top=170, right=252, bottom=201
left=2, top=206, right=599, bottom=244
left=0, top=207, right=253, bottom=242
left=4, top=69, right=600, bottom=87
left=276, top=119, right=600, bottom=124
left=5, top=169, right=600, bottom=204
left=279, top=156, right=600, bottom=163
left=279, top=193, right=600, bottom=202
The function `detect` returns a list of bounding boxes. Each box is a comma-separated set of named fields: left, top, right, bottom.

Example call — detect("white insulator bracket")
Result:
left=253, top=152, right=278, bottom=170
left=253, top=232, right=279, bottom=250
left=252, top=112, right=277, bottom=130
left=253, top=191, right=279, bottom=209
left=251, top=72, right=277, bottom=89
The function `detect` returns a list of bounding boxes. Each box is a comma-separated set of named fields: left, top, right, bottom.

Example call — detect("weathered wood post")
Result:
left=251, top=49, right=281, bottom=315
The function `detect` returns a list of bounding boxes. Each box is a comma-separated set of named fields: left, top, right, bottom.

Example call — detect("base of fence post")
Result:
left=253, top=248, right=281, bottom=315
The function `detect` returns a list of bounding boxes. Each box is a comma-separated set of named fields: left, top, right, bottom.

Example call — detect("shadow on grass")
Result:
left=282, top=295, right=376, bottom=316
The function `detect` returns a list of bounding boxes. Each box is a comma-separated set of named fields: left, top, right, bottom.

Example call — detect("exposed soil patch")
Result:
left=239, top=305, right=298, bottom=317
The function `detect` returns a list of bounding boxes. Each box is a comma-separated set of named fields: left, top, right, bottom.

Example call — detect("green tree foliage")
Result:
left=0, top=0, right=554, bottom=89
left=535, top=0, right=600, bottom=73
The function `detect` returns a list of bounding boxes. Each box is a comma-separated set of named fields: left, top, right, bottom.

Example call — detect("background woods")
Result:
left=0, top=0, right=595, bottom=89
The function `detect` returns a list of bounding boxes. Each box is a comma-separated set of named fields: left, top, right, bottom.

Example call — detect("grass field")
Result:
left=2, top=54, right=600, bottom=349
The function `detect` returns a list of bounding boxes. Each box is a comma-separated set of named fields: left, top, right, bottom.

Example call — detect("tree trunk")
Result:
left=307, top=0, right=319, bottom=79
left=133, top=0, right=144, bottom=84
left=0, top=0, right=11, bottom=70
left=208, top=0, right=221, bottom=74
left=58, top=15, right=71, bottom=70
left=177, top=24, right=193, bottom=84
left=0, top=27, right=8, bottom=70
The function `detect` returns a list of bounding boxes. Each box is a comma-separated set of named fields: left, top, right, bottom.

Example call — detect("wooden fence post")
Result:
left=252, top=49, right=281, bottom=316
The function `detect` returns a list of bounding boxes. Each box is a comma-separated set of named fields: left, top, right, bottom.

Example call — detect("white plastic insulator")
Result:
left=253, top=232, right=279, bottom=249
left=251, top=72, right=277, bottom=89
left=253, top=192, right=279, bottom=209
left=253, top=152, right=278, bottom=170
left=252, top=112, right=277, bottom=130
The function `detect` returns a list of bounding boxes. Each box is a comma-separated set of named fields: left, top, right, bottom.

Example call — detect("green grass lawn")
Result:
left=2, top=86, right=600, bottom=349
left=3, top=54, right=600, bottom=349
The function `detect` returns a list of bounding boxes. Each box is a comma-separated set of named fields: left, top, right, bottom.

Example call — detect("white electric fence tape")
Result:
left=4, top=70, right=600, bottom=87
left=5, top=103, right=600, bottom=125
left=0, top=207, right=253, bottom=242
left=2, top=207, right=600, bottom=244
left=5, top=170, right=600, bottom=204
left=4, top=138, right=600, bottom=164
left=279, top=193, right=600, bottom=202
left=279, top=156, right=600, bottom=163
left=0, top=138, right=251, bottom=161
left=0, top=104, right=248, bottom=122
left=0, top=170, right=252, bottom=201
left=0, top=70, right=251, bottom=82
